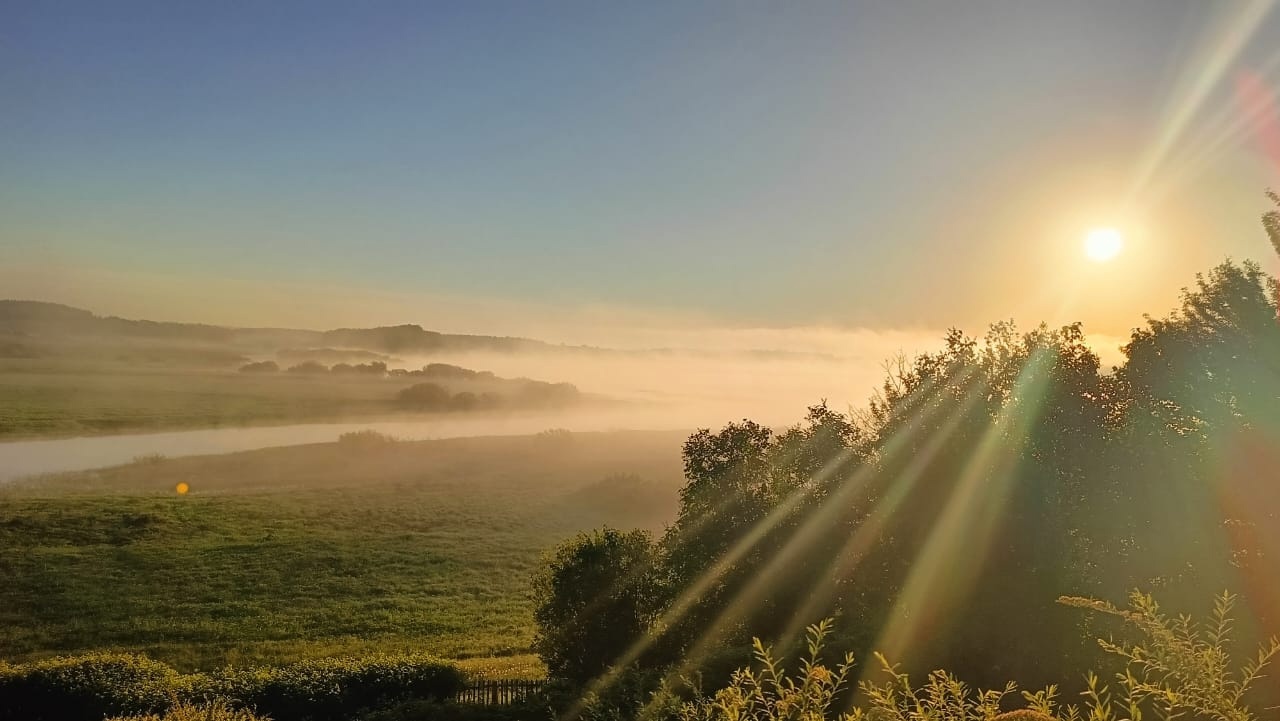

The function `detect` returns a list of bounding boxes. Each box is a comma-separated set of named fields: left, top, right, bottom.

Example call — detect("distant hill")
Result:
left=0, top=299, right=846, bottom=362
left=321, top=324, right=552, bottom=354
left=0, top=300, right=567, bottom=358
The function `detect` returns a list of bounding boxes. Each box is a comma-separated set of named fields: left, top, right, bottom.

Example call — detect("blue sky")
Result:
left=3, top=1, right=1279, bottom=338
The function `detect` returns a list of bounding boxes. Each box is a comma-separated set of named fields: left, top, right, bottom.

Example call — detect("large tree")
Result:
left=532, top=528, right=661, bottom=684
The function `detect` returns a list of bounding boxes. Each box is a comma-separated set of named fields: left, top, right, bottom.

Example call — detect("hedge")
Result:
left=205, top=654, right=466, bottom=721
left=0, top=652, right=465, bottom=721
left=0, top=653, right=179, bottom=721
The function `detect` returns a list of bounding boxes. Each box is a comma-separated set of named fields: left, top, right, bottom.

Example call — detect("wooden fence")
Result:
left=454, top=679, right=547, bottom=705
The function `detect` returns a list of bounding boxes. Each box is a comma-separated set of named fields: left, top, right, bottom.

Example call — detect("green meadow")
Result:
left=0, top=430, right=687, bottom=674
left=0, top=360, right=395, bottom=438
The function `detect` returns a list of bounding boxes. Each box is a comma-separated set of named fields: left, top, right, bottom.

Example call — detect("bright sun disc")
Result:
left=1084, top=227, right=1123, bottom=262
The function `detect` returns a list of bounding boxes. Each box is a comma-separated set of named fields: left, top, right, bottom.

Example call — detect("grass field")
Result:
left=0, top=361, right=390, bottom=438
left=0, top=429, right=688, bottom=674
left=0, top=359, right=585, bottom=439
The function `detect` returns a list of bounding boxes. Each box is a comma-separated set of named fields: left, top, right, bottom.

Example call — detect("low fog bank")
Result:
left=0, top=344, right=915, bottom=482
left=399, top=352, right=873, bottom=424
left=0, top=322, right=1136, bottom=481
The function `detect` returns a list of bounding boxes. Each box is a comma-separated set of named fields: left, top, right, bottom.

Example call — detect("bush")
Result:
left=355, top=698, right=550, bottom=721
left=110, top=700, right=268, bottom=721
left=337, top=430, right=400, bottom=447
left=532, top=428, right=573, bottom=447
left=678, top=595, right=1280, bottom=721
left=0, top=653, right=181, bottom=721
left=1059, top=591, right=1280, bottom=721
left=395, top=383, right=451, bottom=410
left=0, top=653, right=463, bottom=721
left=130, top=453, right=167, bottom=465
left=532, top=528, right=661, bottom=684
left=206, top=654, right=465, bottom=721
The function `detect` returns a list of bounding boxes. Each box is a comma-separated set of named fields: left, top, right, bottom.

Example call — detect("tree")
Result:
left=238, top=361, right=279, bottom=373
left=532, top=528, right=661, bottom=684
left=1265, top=190, right=1280, bottom=259
left=395, top=383, right=451, bottom=410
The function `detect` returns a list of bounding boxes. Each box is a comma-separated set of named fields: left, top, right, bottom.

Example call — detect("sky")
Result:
left=3, top=1, right=1280, bottom=348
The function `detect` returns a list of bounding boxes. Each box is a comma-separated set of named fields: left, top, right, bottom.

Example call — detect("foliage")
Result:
left=394, top=381, right=567, bottom=412
left=0, top=653, right=180, bottom=721
left=677, top=620, right=858, bottom=721
left=201, top=654, right=464, bottom=721
left=532, top=528, right=663, bottom=684
left=0, top=653, right=462, bottom=721
left=1265, top=190, right=1280, bottom=259
left=330, top=361, right=387, bottom=376
left=661, top=404, right=867, bottom=655
left=680, top=598, right=1279, bottom=721
left=534, top=251, right=1280, bottom=695
left=336, top=429, right=400, bottom=446
left=1059, top=591, right=1280, bottom=721
left=534, top=428, right=575, bottom=446
left=355, top=698, right=550, bottom=721
left=676, top=619, right=1054, bottom=721
left=110, top=700, right=270, bottom=721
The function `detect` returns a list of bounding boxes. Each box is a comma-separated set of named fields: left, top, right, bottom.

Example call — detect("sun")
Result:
left=1083, top=227, right=1124, bottom=262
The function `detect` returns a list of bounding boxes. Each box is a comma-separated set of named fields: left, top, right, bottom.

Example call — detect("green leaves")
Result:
left=1060, top=591, right=1280, bottom=721
left=0, top=653, right=464, bottom=721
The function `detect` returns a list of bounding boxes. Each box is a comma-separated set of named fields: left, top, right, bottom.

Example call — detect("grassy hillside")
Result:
left=0, top=430, right=687, bottom=672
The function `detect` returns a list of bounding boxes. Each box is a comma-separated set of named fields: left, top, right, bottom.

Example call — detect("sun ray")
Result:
left=1125, top=0, right=1276, bottom=210
left=627, top=367, right=993, bottom=720
left=671, top=367, right=988, bottom=672
left=870, top=349, right=1057, bottom=667
left=557, top=366, right=966, bottom=721
left=1141, top=49, right=1280, bottom=205
left=775, top=368, right=993, bottom=650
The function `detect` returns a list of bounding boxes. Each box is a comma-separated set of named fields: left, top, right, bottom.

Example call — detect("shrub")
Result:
left=532, top=528, right=661, bottom=684
left=206, top=654, right=465, bottom=721
left=533, top=428, right=573, bottom=447
left=451, top=391, right=480, bottom=411
left=355, top=698, right=550, bottom=721
left=396, top=383, right=451, bottom=410
left=131, top=453, right=167, bottom=465
left=1059, top=591, right=1280, bottom=721
left=109, top=700, right=269, bottom=721
left=337, top=430, right=400, bottom=447
left=678, top=620, right=1052, bottom=721
left=0, top=653, right=181, bottom=721
left=679, top=594, right=1280, bottom=721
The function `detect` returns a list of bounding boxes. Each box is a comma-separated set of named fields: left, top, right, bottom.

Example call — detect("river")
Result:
left=0, top=406, right=708, bottom=483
